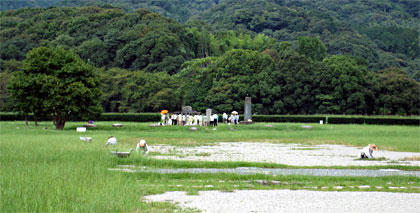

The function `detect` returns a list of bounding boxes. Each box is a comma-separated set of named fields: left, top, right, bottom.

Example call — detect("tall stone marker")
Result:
left=206, top=108, right=212, bottom=126
left=244, top=97, right=252, bottom=122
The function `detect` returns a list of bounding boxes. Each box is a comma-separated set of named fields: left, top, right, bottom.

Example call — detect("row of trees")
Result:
left=177, top=43, right=420, bottom=115
left=100, top=37, right=420, bottom=115
left=9, top=42, right=420, bottom=130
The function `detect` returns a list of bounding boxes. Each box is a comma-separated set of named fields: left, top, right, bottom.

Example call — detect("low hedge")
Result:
left=327, top=116, right=420, bottom=125
left=1, top=112, right=418, bottom=125
left=98, top=113, right=160, bottom=122
left=0, top=112, right=161, bottom=122
left=252, top=115, right=326, bottom=123
left=0, top=113, right=52, bottom=121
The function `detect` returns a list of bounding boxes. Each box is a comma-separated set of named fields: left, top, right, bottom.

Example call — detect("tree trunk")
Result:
left=34, top=114, right=38, bottom=126
left=25, top=114, right=28, bottom=126
left=54, top=113, right=66, bottom=130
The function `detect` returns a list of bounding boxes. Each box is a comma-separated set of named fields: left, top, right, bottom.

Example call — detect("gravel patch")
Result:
left=150, top=142, right=420, bottom=166
left=145, top=190, right=420, bottom=213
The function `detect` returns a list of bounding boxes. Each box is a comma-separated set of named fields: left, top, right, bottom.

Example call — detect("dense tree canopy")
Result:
left=2, top=5, right=419, bottom=116
left=196, top=0, right=419, bottom=77
left=101, top=68, right=181, bottom=112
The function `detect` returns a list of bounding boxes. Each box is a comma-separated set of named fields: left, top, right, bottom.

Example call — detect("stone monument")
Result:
left=244, top=97, right=252, bottom=122
left=206, top=108, right=212, bottom=126
left=240, top=97, right=254, bottom=124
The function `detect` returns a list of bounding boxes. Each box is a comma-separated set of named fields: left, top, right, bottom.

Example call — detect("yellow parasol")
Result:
left=161, top=110, right=169, bottom=114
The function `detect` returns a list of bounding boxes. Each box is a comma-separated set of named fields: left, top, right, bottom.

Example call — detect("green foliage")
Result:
left=101, top=68, right=181, bottom=112
left=196, top=0, right=419, bottom=76
left=269, top=49, right=326, bottom=114
left=8, top=47, right=102, bottom=129
left=370, top=67, right=420, bottom=115
left=298, top=36, right=327, bottom=61
left=320, top=55, right=369, bottom=114
left=0, top=7, right=195, bottom=73
left=0, top=59, right=22, bottom=111
left=1, top=5, right=419, bottom=115
left=179, top=49, right=275, bottom=113
left=361, top=25, right=419, bottom=59
left=98, top=113, right=161, bottom=122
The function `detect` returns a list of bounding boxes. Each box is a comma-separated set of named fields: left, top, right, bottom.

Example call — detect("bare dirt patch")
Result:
left=149, top=142, right=420, bottom=166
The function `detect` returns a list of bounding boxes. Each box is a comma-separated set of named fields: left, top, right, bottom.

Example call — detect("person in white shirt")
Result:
left=172, top=114, right=178, bottom=125
left=136, top=139, right=149, bottom=155
left=223, top=112, right=228, bottom=123
left=105, top=136, right=117, bottom=147
left=360, top=144, right=377, bottom=159
left=198, top=114, right=203, bottom=126
left=213, top=113, right=218, bottom=127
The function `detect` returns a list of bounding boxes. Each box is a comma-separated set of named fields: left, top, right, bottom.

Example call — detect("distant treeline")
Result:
left=1, top=6, right=419, bottom=115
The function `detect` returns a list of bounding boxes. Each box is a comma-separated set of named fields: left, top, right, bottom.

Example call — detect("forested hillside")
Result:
left=195, top=0, right=419, bottom=78
left=1, top=4, right=419, bottom=115
left=2, top=0, right=418, bottom=78
left=0, top=0, right=222, bottom=22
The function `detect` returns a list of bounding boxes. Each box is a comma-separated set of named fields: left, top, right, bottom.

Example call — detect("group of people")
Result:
left=160, top=112, right=240, bottom=126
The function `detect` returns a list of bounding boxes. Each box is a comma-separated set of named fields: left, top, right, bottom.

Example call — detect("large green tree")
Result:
left=8, top=47, right=102, bottom=129
left=320, top=55, right=369, bottom=114
left=370, top=67, right=420, bottom=115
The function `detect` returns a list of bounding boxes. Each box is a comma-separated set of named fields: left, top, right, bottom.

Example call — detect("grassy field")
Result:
left=1, top=121, right=419, bottom=212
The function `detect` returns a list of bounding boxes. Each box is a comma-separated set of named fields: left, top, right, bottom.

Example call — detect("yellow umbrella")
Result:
left=161, top=110, right=169, bottom=114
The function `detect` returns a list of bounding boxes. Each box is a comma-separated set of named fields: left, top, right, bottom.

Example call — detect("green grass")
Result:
left=1, top=121, right=419, bottom=212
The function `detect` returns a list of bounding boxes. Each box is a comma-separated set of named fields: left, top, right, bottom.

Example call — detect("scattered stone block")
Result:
left=190, top=127, right=198, bottom=131
left=84, top=124, right=96, bottom=128
left=112, top=123, right=123, bottom=127
left=80, top=137, right=92, bottom=142
left=271, top=180, right=281, bottom=185
left=76, top=127, right=86, bottom=132
left=111, top=149, right=133, bottom=157
left=301, top=125, right=313, bottom=129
